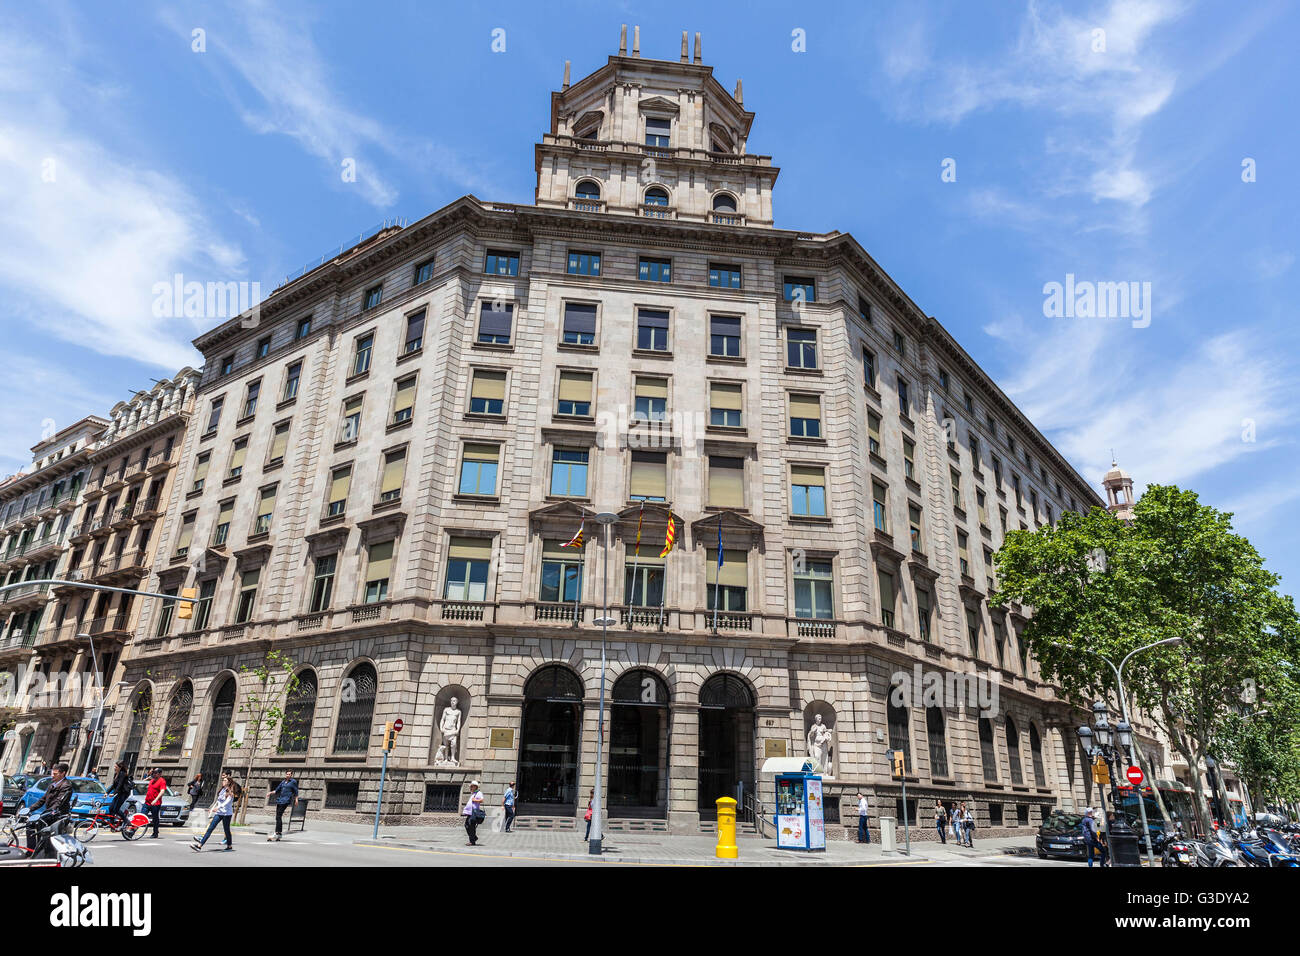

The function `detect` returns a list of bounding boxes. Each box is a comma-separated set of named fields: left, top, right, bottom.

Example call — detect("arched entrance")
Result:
left=120, top=686, right=152, bottom=777
left=697, top=673, right=755, bottom=814
left=609, top=669, right=669, bottom=817
left=197, top=677, right=236, bottom=802
left=517, top=665, right=583, bottom=812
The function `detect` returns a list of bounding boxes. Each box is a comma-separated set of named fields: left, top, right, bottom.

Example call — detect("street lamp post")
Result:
left=589, top=512, right=619, bottom=855
left=79, top=632, right=106, bottom=777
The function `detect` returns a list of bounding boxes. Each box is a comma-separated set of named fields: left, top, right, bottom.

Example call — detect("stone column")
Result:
left=667, top=702, right=699, bottom=833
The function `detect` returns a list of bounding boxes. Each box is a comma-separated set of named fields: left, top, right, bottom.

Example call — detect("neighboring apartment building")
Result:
left=98, top=31, right=1159, bottom=832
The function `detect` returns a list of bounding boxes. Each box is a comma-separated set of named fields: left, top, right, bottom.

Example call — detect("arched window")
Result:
left=700, top=673, right=753, bottom=709
left=926, top=706, right=948, bottom=778
left=525, top=664, right=584, bottom=701
left=1029, top=723, right=1046, bottom=786
left=280, top=669, right=317, bottom=753
left=159, top=681, right=192, bottom=756
left=887, top=694, right=911, bottom=771
left=121, top=686, right=152, bottom=775
left=334, top=662, right=377, bottom=753
left=574, top=180, right=601, bottom=200
left=979, top=718, right=998, bottom=781
left=712, top=193, right=737, bottom=212
left=1006, top=718, right=1023, bottom=784
left=644, top=187, right=669, bottom=207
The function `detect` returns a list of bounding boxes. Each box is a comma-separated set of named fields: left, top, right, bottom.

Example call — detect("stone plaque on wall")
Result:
left=763, top=738, right=787, bottom=758
left=489, top=728, right=515, bottom=749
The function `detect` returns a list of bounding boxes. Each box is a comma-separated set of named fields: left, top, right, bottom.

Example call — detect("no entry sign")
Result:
left=393, top=719, right=404, bottom=733
left=1126, top=766, right=1144, bottom=786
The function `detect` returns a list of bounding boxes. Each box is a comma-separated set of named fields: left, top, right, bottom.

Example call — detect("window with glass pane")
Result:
left=234, top=568, right=260, bottom=623
left=365, top=540, right=393, bottom=603
left=221, top=355, right=234, bottom=375
left=363, top=286, right=382, bottom=310
left=562, top=303, right=596, bottom=345
left=633, top=377, right=668, bottom=421
left=909, top=504, right=923, bottom=552
left=484, top=250, right=519, bottom=275
left=636, top=309, right=669, bottom=351
left=967, top=607, right=981, bottom=656
left=413, top=258, right=435, bottom=285
left=878, top=568, right=896, bottom=627
left=863, top=348, right=876, bottom=387
left=709, top=314, right=741, bottom=356
left=379, top=448, right=406, bottom=502
left=644, top=116, right=670, bottom=147
left=155, top=587, right=178, bottom=637
left=783, top=277, right=816, bottom=302
left=643, top=187, right=669, bottom=206
left=708, top=263, right=741, bottom=288
left=903, top=438, right=915, bottom=479
left=280, top=669, right=317, bottom=752
left=893, top=330, right=905, bottom=354
left=206, top=397, right=223, bottom=433
left=708, top=456, right=744, bottom=508
left=629, top=451, right=667, bottom=502
left=789, top=394, right=821, bottom=438
left=977, top=489, right=988, bottom=525
left=468, top=369, right=505, bottom=415
left=295, top=316, right=312, bottom=339
left=404, top=310, right=425, bottom=353
left=391, top=375, right=416, bottom=424
left=242, top=380, right=260, bottom=418
left=624, top=548, right=664, bottom=606
left=993, top=621, right=1006, bottom=665
left=897, top=377, right=909, bottom=411
left=794, top=560, right=833, bottom=619
left=957, top=531, right=970, bottom=576
left=567, top=250, right=601, bottom=276
left=979, top=718, right=998, bottom=780
left=951, top=468, right=962, bottom=506
left=868, top=412, right=881, bottom=455
left=791, top=465, right=827, bottom=517
left=268, top=422, right=289, bottom=465
left=540, top=541, right=583, bottom=603
left=917, top=589, right=932, bottom=641
left=352, top=333, right=373, bottom=375
left=310, top=554, right=336, bottom=612
left=872, top=480, right=888, bottom=531
left=709, top=382, right=742, bottom=427
left=212, top=499, right=234, bottom=546
left=193, top=578, right=215, bottom=630
left=557, top=370, right=592, bottom=417
left=334, top=663, right=376, bottom=753
left=192, top=453, right=210, bottom=493
left=550, top=448, right=589, bottom=497
left=574, top=179, right=600, bottom=198
left=787, top=328, right=817, bottom=368
left=339, top=397, right=362, bottom=443
left=887, top=697, right=910, bottom=767
left=283, top=362, right=301, bottom=401
left=478, top=302, right=513, bottom=344
left=458, top=444, right=499, bottom=496
left=228, top=438, right=248, bottom=478
left=1012, top=474, right=1022, bottom=503
left=445, top=537, right=491, bottom=600
left=706, top=548, right=747, bottom=611
left=252, top=485, right=276, bottom=535
left=326, top=466, right=351, bottom=517
left=638, top=257, right=671, bottom=282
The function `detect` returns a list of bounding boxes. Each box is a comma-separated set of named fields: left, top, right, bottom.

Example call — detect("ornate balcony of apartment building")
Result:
left=110, top=504, right=136, bottom=531
left=84, top=611, right=132, bottom=642
left=0, top=629, right=37, bottom=662
left=19, top=530, right=65, bottom=564
left=566, top=198, right=606, bottom=214
left=638, top=203, right=676, bottom=220
left=133, top=495, right=162, bottom=521
left=96, top=548, right=148, bottom=583
left=100, top=468, right=128, bottom=495
left=788, top=617, right=841, bottom=640
left=529, top=601, right=588, bottom=626
left=436, top=600, right=496, bottom=623
left=707, top=211, right=746, bottom=227
left=0, top=582, right=52, bottom=612
left=146, top=449, right=177, bottom=475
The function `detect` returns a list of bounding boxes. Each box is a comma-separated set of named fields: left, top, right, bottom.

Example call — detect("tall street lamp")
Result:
left=79, top=632, right=106, bottom=777
left=589, top=511, right=619, bottom=855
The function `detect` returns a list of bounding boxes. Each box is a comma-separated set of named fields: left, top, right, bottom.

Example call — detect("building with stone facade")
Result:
left=90, top=32, right=1164, bottom=835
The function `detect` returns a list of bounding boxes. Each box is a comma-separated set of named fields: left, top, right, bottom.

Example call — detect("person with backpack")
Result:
left=186, top=773, right=204, bottom=811
left=191, top=773, right=239, bottom=852
left=462, top=781, right=484, bottom=846
left=105, top=761, right=132, bottom=824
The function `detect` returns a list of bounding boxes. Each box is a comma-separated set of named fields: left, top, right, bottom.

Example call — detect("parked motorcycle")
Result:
left=1256, top=829, right=1300, bottom=867
left=1191, top=828, right=1246, bottom=867
left=0, top=812, right=93, bottom=867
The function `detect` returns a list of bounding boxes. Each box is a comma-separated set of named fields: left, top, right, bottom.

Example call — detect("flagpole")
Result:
left=658, top=508, right=667, bottom=631
left=628, top=501, right=644, bottom=626
left=712, top=514, right=722, bottom=634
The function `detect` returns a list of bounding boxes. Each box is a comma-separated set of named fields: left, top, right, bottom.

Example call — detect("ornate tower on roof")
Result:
left=1103, top=459, right=1136, bottom=522
left=534, top=25, right=779, bottom=226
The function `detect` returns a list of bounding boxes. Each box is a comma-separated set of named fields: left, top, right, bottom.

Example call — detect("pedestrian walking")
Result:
left=267, top=770, right=299, bottom=842
left=963, top=805, right=975, bottom=847
left=934, top=799, right=947, bottom=844
left=144, top=768, right=168, bottom=838
left=191, top=773, right=239, bottom=852
left=463, top=781, right=485, bottom=845
left=502, top=780, right=516, bottom=833
left=105, top=761, right=131, bottom=824
left=186, top=773, right=204, bottom=811
left=1082, top=807, right=1102, bottom=867
left=583, top=788, right=596, bottom=841
left=950, top=803, right=962, bottom=842
left=856, top=791, right=870, bottom=843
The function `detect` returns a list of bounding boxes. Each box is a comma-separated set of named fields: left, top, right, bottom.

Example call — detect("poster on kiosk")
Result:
left=774, top=764, right=825, bottom=851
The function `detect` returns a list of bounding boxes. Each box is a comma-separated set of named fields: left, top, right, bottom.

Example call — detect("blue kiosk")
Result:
left=762, top=758, right=826, bottom=851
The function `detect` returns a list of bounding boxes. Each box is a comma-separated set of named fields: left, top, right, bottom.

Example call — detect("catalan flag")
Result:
left=560, top=520, right=584, bottom=548
left=633, top=501, right=645, bottom=557
left=659, top=515, right=676, bottom=558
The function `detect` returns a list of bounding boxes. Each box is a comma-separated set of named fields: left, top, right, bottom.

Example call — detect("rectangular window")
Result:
left=624, top=546, right=664, bottom=606
left=783, top=276, right=816, bottom=302
left=977, top=488, right=989, bottom=526
left=872, top=480, right=889, bottom=532
left=556, top=370, right=593, bottom=417
left=958, top=531, right=970, bottom=577
left=470, top=369, right=506, bottom=415
left=484, top=250, right=519, bottom=276
left=1030, top=489, right=1039, bottom=518
left=234, top=568, right=260, bottom=623
left=909, top=504, right=923, bottom=553
left=709, top=381, right=742, bottom=427
left=549, top=448, right=589, bottom=497
left=967, top=608, right=982, bottom=658
left=633, top=376, right=668, bottom=422
left=155, top=586, right=178, bottom=637
left=878, top=568, right=896, bottom=628
left=636, top=309, right=669, bottom=351
left=282, top=361, right=302, bottom=402
left=339, top=397, right=363, bottom=444
left=897, top=377, right=910, bottom=413
left=363, top=286, right=383, bottom=310
left=893, top=330, right=906, bottom=354
left=791, top=465, right=827, bottom=517
left=310, top=554, right=336, bottom=612
left=638, top=257, right=671, bottom=282
left=365, top=540, right=393, bottom=603
left=212, top=499, right=234, bottom=547
left=708, top=263, right=741, bottom=288
left=1012, top=474, right=1022, bottom=504
left=326, top=466, right=352, bottom=517
left=629, top=451, right=667, bottom=502
left=391, top=375, right=417, bottom=425
left=992, top=456, right=1003, bottom=487
left=951, top=467, right=962, bottom=507
left=404, top=309, right=425, bottom=354
left=939, top=369, right=949, bottom=393
left=221, top=355, right=234, bottom=375
left=970, top=434, right=981, bottom=467
left=868, top=412, right=882, bottom=456
left=964, top=391, right=974, bottom=414
left=706, top=549, right=748, bottom=612
left=228, top=438, right=248, bottom=479
left=205, top=397, right=223, bottom=434
left=192, top=578, right=215, bottom=630
left=794, top=560, right=833, bottom=619
left=567, top=250, right=601, bottom=276
left=268, top=422, right=290, bottom=466
left=379, top=448, right=407, bottom=502
left=191, top=453, right=210, bottom=493
left=413, top=258, right=436, bottom=285
left=709, top=314, right=741, bottom=357
left=917, top=588, right=932, bottom=642
left=458, top=443, right=500, bottom=496
left=644, top=116, right=670, bottom=147
left=863, top=348, right=876, bottom=387
left=787, top=328, right=817, bottom=369
left=445, top=537, right=491, bottom=600
left=253, top=485, right=277, bottom=535
left=903, top=438, right=915, bottom=480
left=256, top=336, right=271, bottom=360
left=858, top=296, right=873, bottom=325
left=562, top=303, right=596, bottom=346
left=540, top=540, right=583, bottom=603
left=175, top=513, right=195, bottom=557
left=789, top=394, right=822, bottom=438
left=708, top=456, right=744, bottom=509
left=477, top=302, right=513, bottom=344
left=352, top=333, right=373, bottom=376
left=295, top=316, right=312, bottom=340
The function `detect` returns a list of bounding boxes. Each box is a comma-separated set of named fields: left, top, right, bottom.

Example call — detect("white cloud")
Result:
left=0, top=356, right=118, bottom=477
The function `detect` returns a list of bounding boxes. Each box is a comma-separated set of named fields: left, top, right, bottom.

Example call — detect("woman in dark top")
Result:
left=186, top=773, right=204, bottom=810
left=105, top=761, right=132, bottom=823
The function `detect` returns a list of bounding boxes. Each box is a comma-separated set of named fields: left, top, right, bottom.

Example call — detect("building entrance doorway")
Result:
left=608, top=669, right=669, bottom=817
left=517, top=665, right=583, bottom=812
left=697, top=673, right=755, bottom=815
left=197, top=678, right=235, bottom=802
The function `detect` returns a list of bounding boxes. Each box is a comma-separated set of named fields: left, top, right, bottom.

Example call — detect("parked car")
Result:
left=17, top=776, right=108, bottom=817
left=118, top=779, right=191, bottom=827
left=1036, top=809, right=1088, bottom=860
left=2, top=775, right=29, bottom=817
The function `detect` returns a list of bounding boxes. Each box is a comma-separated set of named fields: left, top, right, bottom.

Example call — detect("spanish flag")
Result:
left=659, top=515, right=676, bottom=558
left=560, top=520, right=584, bottom=548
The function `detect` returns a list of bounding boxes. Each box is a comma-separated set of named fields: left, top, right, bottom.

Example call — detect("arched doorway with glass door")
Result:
left=120, top=685, right=152, bottom=777
left=517, top=665, right=584, bottom=814
left=197, top=676, right=236, bottom=802
left=609, top=669, right=669, bottom=818
left=697, top=672, right=756, bottom=817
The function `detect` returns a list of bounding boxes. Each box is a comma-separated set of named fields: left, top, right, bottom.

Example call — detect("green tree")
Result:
left=1214, top=673, right=1300, bottom=813
left=227, top=650, right=301, bottom=825
left=995, top=484, right=1299, bottom=834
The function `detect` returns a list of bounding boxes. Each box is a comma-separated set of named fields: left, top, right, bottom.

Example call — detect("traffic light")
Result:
left=176, top=587, right=198, bottom=620
left=382, top=721, right=397, bottom=752
left=893, top=749, right=906, bottom=778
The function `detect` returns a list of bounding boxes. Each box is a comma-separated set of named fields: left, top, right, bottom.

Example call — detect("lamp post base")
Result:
left=588, top=837, right=602, bottom=855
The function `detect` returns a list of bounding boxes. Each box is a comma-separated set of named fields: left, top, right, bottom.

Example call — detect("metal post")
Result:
left=901, top=773, right=910, bottom=856
left=372, top=747, right=389, bottom=840
left=590, top=512, right=618, bottom=855
left=80, top=633, right=105, bottom=777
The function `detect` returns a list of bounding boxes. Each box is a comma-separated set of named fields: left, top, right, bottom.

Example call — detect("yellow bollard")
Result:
left=716, top=796, right=739, bottom=858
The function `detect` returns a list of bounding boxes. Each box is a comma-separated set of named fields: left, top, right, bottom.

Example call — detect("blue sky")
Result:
left=1, top=0, right=1296, bottom=592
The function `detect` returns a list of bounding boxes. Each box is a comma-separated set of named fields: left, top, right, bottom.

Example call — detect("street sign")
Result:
left=393, top=719, right=404, bottom=733
left=1126, top=766, right=1144, bottom=786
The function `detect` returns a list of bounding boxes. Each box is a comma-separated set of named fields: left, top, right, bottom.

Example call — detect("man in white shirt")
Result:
left=856, top=791, right=870, bottom=844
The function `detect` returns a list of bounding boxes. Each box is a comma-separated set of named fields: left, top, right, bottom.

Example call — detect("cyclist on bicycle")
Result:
left=105, top=760, right=131, bottom=824
left=26, top=762, right=74, bottom=852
